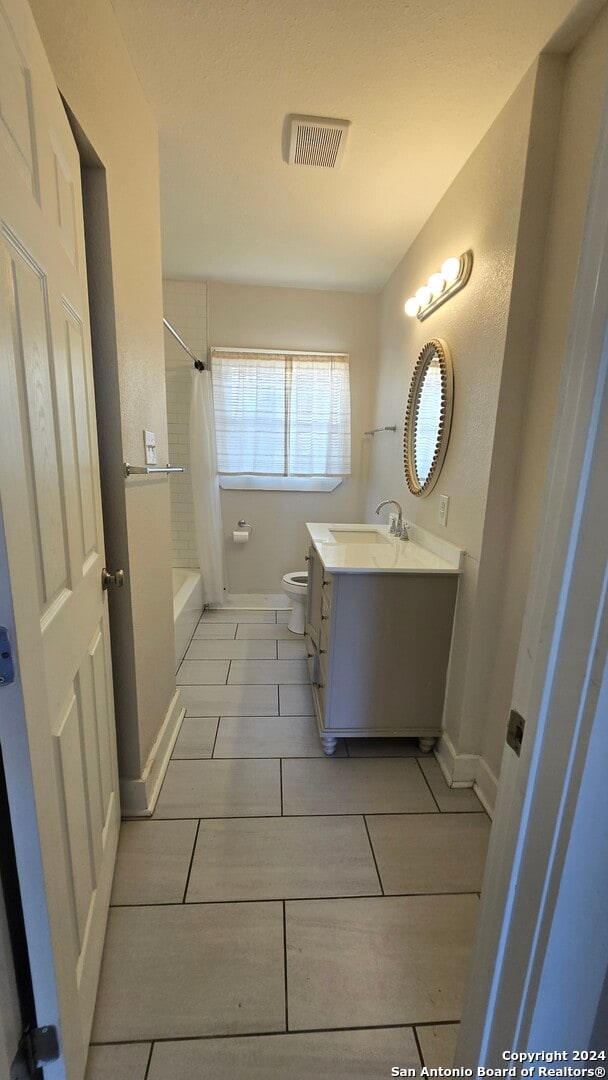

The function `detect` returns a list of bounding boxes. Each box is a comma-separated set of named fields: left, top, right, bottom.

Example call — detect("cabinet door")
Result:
left=305, top=545, right=323, bottom=644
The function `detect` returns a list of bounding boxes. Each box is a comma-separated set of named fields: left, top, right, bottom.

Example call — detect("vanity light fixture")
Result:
left=404, top=251, right=473, bottom=321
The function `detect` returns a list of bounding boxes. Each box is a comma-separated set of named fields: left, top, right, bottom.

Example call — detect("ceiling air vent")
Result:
left=287, top=115, right=350, bottom=168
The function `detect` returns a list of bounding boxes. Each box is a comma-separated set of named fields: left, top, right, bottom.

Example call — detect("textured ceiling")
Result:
left=111, top=0, right=597, bottom=290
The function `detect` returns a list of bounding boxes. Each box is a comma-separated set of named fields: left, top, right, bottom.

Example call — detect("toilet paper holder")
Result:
left=237, top=519, right=253, bottom=536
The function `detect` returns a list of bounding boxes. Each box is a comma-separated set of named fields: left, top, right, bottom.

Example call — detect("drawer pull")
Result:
left=305, top=555, right=310, bottom=561
left=322, top=581, right=330, bottom=588
left=321, top=614, right=328, bottom=621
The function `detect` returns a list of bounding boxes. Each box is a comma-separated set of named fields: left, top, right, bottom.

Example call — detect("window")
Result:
left=211, top=349, right=351, bottom=488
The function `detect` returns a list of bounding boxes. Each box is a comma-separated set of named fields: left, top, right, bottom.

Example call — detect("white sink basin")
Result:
left=329, top=528, right=391, bottom=545
left=306, top=522, right=465, bottom=575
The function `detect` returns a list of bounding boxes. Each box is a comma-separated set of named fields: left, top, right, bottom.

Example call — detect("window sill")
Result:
left=219, top=476, right=343, bottom=493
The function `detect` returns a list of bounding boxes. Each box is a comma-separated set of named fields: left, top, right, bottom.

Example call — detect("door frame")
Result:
left=458, top=69, right=608, bottom=1060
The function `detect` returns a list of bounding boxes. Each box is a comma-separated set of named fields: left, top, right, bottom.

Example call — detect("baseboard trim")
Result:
left=435, top=731, right=478, bottom=787
left=119, top=690, right=184, bottom=817
left=474, top=755, right=499, bottom=817
left=434, top=732, right=498, bottom=818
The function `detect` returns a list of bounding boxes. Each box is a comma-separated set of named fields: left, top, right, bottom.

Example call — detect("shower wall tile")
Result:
left=163, top=280, right=208, bottom=568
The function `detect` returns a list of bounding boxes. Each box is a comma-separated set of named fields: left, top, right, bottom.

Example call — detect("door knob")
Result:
left=102, top=568, right=125, bottom=591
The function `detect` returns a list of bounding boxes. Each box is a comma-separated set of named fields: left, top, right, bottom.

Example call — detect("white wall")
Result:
left=478, top=6, right=608, bottom=778
left=200, top=281, right=379, bottom=593
left=365, top=8, right=608, bottom=805
left=364, top=57, right=566, bottom=802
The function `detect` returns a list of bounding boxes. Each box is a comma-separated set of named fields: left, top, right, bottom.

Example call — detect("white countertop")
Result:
left=306, top=522, right=464, bottom=575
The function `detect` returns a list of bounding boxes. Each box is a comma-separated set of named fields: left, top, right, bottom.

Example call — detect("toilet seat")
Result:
left=282, top=571, right=308, bottom=591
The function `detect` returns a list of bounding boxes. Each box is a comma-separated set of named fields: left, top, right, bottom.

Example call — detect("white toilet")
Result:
left=282, top=571, right=308, bottom=634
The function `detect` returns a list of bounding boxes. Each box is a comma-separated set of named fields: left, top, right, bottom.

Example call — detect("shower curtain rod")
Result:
left=163, top=317, right=207, bottom=370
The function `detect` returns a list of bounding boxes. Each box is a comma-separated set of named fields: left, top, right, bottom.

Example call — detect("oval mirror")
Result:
left=403, top=338, right=453, bottom=497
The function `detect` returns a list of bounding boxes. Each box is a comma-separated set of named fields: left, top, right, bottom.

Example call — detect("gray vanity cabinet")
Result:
left=304, top=545, right=458, bottom=755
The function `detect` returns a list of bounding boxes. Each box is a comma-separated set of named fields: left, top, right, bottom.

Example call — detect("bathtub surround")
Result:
left=190, top=367, right=225, bottom=605
left=165, top=373, right=198, bottom=567
left=164, top=280, right=208, bottom=566
left=29, top=0, right=181, bottom=817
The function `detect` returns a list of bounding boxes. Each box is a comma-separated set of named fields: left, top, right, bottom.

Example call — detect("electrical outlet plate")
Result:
left=439, top=494, right=449, bottom=527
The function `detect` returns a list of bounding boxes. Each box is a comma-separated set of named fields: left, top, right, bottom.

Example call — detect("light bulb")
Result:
left=441, top=256, right=461, bottom=284
left=415, top=286, right=432, bottom=308
left=404, top=296, right=420, bottom=317
left=427, top=272, right=445, bottom=297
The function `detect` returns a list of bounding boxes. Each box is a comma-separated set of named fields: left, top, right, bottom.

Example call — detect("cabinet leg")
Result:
left=418, top=736, right=435, bottom=754
left=321, top=734, right=338, bottom=756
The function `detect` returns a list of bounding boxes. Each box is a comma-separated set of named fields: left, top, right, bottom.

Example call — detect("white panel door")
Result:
left=0, top=0, right=120, bottom=1076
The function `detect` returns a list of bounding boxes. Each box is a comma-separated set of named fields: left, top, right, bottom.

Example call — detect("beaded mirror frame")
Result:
left=403, top=338, right=454, bottom=497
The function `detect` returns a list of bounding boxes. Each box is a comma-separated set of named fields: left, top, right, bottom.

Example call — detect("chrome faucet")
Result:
left=375, top=500, right=409, bottom=540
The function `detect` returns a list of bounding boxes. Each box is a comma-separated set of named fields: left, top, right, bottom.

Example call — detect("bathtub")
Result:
left=173, top=568, right=204, bottom=670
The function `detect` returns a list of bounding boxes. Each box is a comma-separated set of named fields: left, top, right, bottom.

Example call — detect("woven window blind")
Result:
left=211, top=349, right=351, bottom=477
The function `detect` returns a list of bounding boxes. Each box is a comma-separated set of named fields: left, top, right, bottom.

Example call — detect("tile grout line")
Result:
left=414, top=1020, right=461, bottom=1029
left=210, top=718, right=220, bottom=759
left=110, top=890, right=481, bottom=910
left=147, top=809, right=484, bottom=821
left=415, top=757, right=442, bottom=813
left=168, top=750, right=444, bottom=762
left=282, top=901, right=289, bottom=1032
left=90, top=1020, right=460, bottom=1048
left=180, top=680, right=311, bottom=687
left=181, top=818, right=201, bottom=903
left=412, top=1025, right=426, bottom=1068
left=279, top=758, right=284, bottom=815
left=143, top=1041, right=154, bottom=1080
left=362, top=815, right=385, bottom=895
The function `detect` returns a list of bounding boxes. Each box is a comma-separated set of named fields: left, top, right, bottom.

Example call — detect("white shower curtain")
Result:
left=189, top=368, right=225, bottom=606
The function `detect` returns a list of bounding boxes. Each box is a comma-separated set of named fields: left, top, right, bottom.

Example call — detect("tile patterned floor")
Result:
left=88, top=607, right=491, bottom=1078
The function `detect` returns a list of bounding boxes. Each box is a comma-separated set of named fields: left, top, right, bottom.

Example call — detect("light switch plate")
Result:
left=439, top=494, right=449, bottom=527
left=144, top=430, right=157, bottom=465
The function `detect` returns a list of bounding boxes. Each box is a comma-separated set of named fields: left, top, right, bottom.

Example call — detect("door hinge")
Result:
left=11, top=1026, right=60, bottom=1079
left=506, top=709, right=525, bottom=757
left=0, top=626, right=15, bottom=686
